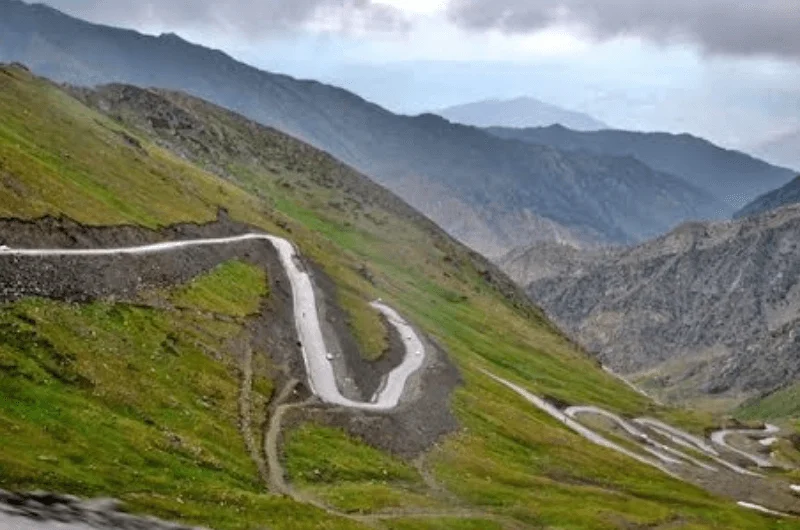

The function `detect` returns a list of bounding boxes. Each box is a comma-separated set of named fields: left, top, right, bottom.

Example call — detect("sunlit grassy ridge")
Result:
left=0, top=65, right=786, bottom=528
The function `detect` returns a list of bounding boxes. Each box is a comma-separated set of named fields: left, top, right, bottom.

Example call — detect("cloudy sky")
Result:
left=41, top=0, right=800, bottom=149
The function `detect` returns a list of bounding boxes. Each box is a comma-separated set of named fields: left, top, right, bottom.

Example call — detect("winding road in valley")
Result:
left=712, top=424, right=781, bottom=469
left=2, top=233, right=427, bottom=411
left=486, top=371, right=796, bottom=518
left=0, top=233, right=795, bottom=526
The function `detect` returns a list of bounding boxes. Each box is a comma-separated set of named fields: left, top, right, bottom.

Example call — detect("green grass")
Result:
left=285, top=424, right=421, bottom=484
left=738, top=382, right=800, bottom=421
left=171, top=260, right=268, bottom=317
left=284, top=424, right=437, bottom=513
left=384, top=518, right=505, bottom=530
left=0, top=297, right=362, bottom=530
left=0, top=65, right=792, bottom=529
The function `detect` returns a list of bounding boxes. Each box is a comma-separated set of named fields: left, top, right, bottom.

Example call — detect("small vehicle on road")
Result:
left=0, top=245, right=10, bottom=252
left=326, top=353, right=334, bottom=361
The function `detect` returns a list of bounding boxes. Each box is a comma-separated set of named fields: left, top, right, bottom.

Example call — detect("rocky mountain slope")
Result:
left=3, top=64, right=791, bottom=529
left=0, top=0, right=728, bottom=257
left=436, top=96, right=608, bottom=130
left=736, top=176, right=800, bottom=219
left=499, top=241, right=614, bottom=287
left=509, top=206, right=800, bottom=411
left=489, top=124, right=796, bottom=212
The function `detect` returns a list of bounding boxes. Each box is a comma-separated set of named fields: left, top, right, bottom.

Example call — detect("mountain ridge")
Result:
left=752, top=129, right=800, bottom=171
left=4, top=62, right=795, bottom=529
left=507, top=204, right=800, bottom=412
left=0, top=0, right=729, bottom=257
left=488, top=124, right=796, bottom=211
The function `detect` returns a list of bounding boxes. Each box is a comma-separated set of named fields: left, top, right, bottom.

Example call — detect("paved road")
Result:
left=482, top=370, right=676, bottom=476
left=2, top=233, right=426, bottom=411
left=564, top=406, right=716, bottom=470
left=634, top=418, right=719, bottom=456
left=634, top=418, right=756, bottom=476
left=485, top=372, right=792, bottom=518
left=711, top=424, right=780, bottom=469
left=3, top=236, right=792, bottom=522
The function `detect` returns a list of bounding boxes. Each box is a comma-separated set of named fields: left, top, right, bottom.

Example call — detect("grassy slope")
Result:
left=739, top=382, right=800, bottom=422
left=0, top=66, right=787, bottom=529
left=171, top=260, right=268, bottom=317
left=0, top=267, right=361, bottom=530
left=284, top=423, right=440, bottom=514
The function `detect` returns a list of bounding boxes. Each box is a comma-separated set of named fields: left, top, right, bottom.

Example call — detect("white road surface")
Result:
left=482, top=371, right=676, bottom=476
left=711, top=424, right=780, bottom=469
left=485, top=372, right=793, bottom=518
left=634, top=418, right=719, bottom=456
left=565, top=407, right=716, bottom=470
left=2, top=233, right=426, bottom=411
left=736, top=501, right=790, bottom=517
left=633, top=418, right=758, bottom=476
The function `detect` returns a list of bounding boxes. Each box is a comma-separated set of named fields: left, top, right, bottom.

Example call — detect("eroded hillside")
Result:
left=515, top=206, right=800, bottom=415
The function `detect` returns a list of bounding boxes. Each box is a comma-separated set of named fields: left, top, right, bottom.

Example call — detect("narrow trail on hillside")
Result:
left=4, top=233, right=519, bottom=528
left=261, top=387, right=516, bottom=529
left=264, top=379, right=305, bottom=497
left=485, top=370, right=797, bottom=518
left=236, top=340, right=271, bottom=488
left=712, top=424, right=781, bottom=469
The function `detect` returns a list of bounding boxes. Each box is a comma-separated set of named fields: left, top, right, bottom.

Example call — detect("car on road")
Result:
left=0, top=245, right=10, bottom=252
left=326, top=353, right=334, bottom=361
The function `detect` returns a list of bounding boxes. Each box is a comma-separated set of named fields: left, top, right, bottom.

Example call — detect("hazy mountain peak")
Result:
left=436, top=96, right=609, bottom=131
left=0, top=1, right=728, bottom=258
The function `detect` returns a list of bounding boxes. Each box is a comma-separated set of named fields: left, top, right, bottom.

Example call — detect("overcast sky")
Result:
left=40, top=0, right=800, bottom=149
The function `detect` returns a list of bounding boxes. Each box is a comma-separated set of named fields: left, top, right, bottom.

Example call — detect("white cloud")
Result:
left=447, top=0, right=800, bottom=60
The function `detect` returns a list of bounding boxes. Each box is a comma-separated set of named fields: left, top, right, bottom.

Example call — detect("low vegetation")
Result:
left=171, top=260, right=268, bottom=318
left=738, top=382, right=800, bottom=422
left=0, top=285, right=362, bottom=529
left=284, top=424, right=437, bottom=513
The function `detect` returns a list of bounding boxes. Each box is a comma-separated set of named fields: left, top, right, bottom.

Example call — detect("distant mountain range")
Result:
left=0, top=0, right=738, bottom=258
left=735, top=175, right=800, bottom=219
left=488, top=125, right=796, bottom=212
left=436, top=97, right=609, bottom=131
left=503, top=205, right=800, bottom=410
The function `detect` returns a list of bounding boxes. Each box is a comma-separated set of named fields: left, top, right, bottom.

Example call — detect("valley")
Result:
left=0, top=0, right=756, bottom=257
left=0, top=0, right=799, bottom=523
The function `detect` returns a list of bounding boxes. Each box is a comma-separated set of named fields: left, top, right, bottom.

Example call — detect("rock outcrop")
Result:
left=0, top=490, right=209, bottom=530
left=506, top=205, right=800, bottom=408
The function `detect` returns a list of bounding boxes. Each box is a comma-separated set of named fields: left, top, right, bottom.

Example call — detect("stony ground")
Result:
left=0, top=491, right=207, bottom=530
left=508, top=204, right=800, bottom=408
